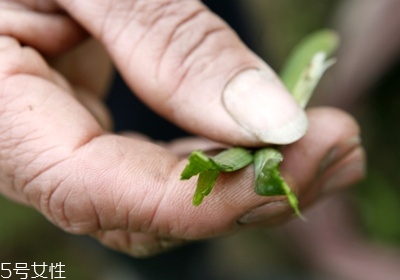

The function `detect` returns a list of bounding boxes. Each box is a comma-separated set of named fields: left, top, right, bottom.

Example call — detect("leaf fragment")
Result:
left=192, top=170, right=220, bottom=206
left=290, top=52, right=336, bottom=108
left=212, top=147, right=254, bottom=172
left=254, top=148, right=285, bottom=196
left=280, top=29, right=339, bottom=92
left=180, top=150, right=217, bottom=180
left=181, top=147, right=253, bottom=206
left=254, top=148, right=304, bottom=219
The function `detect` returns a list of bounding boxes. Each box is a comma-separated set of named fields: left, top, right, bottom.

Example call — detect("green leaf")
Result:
left=290, top=52, right=336, bottom=108
left=254, top=148, right=304, bottom=218
left=254, top=148, right=285, bottom=196
left=192, top=170, right=220, bottom=206
left=281, top=180, right=304, bottom=220
left=213, top=147, right=254, bottom=172
left=181, top=148, right=253, bottom=206
left=180, top=150, right=217, bottom=180
left=280, top=29, right=339, bottom=93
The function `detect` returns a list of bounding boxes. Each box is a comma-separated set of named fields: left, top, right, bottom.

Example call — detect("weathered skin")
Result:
left=0, top=0, right=364, bottom=257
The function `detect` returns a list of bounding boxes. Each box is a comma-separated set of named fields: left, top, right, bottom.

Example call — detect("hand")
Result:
left=0, top=0, right=365, bottom=257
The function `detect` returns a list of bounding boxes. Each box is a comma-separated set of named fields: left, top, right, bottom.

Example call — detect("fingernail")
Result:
left=130, top=243, right=155, bottom=257
left=319, top=136, right=362, bottom=174
left=130, top=239, right=183, bottom=257
left=238, top=200, right=289, bottom=224
left=158, top=237, right=184, bottom=251
left=222, top=69, right=308, bottom=144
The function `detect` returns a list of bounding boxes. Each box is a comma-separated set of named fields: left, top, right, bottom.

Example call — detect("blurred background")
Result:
left=1, top=0, right=400, bottom=279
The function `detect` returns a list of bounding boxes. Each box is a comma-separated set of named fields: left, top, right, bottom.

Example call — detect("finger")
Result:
left=0, top=36, right=69, bottom=88
left=1, top=3, right=114, bottom=105
left=0, top=36, right=103, bottom=206
left=279, top=108, right=366, bottom=212
left=0, top=1, right=87, bottom=55
left=56, top=0, right=307, bottom=145
left=0, top=36, right=113, bottom=132
left=234, top=107, right=365, bottom=225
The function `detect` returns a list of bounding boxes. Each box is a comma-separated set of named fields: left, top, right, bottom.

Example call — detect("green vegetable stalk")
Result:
left=180, top=29, right=339, bottom=217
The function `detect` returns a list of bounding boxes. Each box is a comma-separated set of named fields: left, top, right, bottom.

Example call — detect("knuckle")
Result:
left=22, top=157, right=101, bottom=235
left=0, top=36, right=50, bottom=80
left=42, top=178, right=100, bottom=235
left=0, top=36, right=23, bottom=79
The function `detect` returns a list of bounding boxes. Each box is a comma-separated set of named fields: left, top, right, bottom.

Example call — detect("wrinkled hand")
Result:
left=0, top=0, right=365, bottom=257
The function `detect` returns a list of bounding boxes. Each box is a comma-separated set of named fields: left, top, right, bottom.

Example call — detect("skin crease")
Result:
left=0, top=0, right=364, bottom=257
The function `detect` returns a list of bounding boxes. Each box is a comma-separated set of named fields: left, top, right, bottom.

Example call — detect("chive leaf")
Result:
left=193, top=170, right=220, bottom=206
left=254, top=148, right=286, bottom=196
left=212, top=147, right=254, bottom=172
left=280, top=29, right=339, bottom=92
left=253, top=148, right=305, bottom=219
left=180, top=150, right=217, bottom=180
left=182, top=148, right=253, bottom=206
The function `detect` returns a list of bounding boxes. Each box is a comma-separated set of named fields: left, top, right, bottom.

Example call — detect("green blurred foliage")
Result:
left=353, top=59, right=400, bottom=245
left=0, top=196, right=102, bottom=279
left=245, top=0, right=338, bottom=69
left=355, top=173, right=400, bottom=245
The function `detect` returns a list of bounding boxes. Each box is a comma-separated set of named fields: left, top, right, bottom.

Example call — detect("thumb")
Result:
left=56, top=0, right=307, bottom=145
